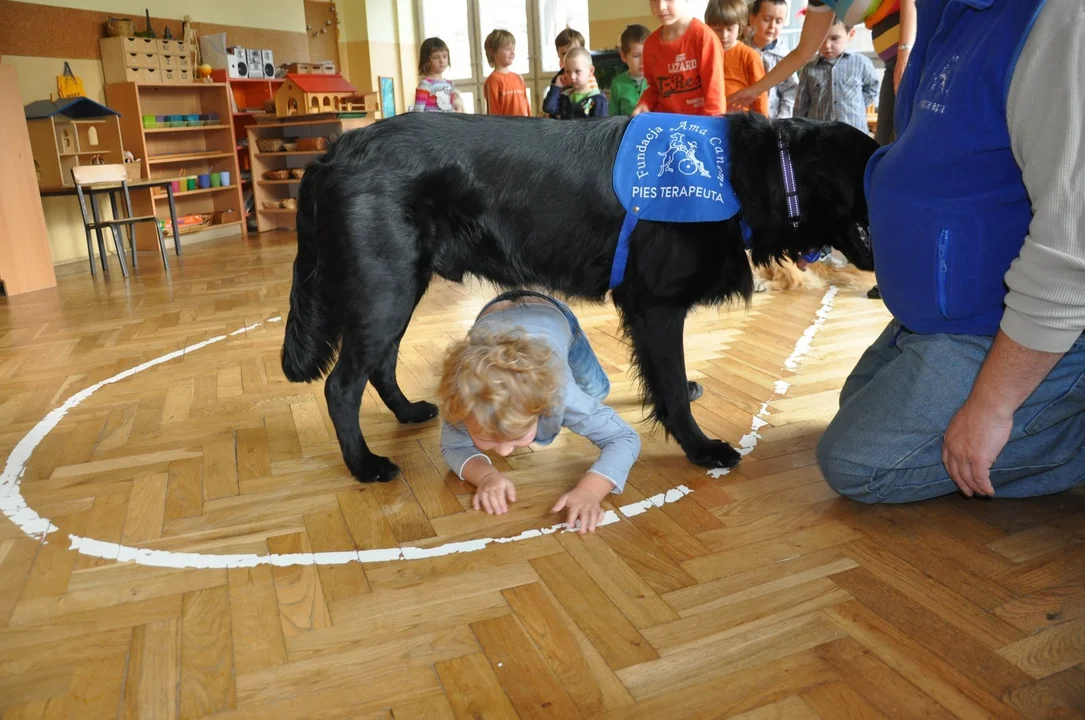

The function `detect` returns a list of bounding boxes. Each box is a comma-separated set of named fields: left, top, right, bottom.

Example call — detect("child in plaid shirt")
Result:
left=794, top=17, right=879, bottom=132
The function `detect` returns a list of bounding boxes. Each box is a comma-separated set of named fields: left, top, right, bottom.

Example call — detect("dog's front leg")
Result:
left=620, top=303, right=742, bottom=470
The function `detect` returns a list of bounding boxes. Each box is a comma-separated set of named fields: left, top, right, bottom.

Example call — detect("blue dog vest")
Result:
left=610, top=113, right=742, bottom=289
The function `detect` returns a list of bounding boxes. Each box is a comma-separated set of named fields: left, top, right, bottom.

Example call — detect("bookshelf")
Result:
left=105, top=81, right=245, bottom=249
left=246, top=114, right=376, bottom=232
left=212, top=70, right=287, bottom=230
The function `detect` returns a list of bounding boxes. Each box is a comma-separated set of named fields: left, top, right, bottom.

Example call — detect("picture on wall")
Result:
left=379, top=76, right=396, bottom=118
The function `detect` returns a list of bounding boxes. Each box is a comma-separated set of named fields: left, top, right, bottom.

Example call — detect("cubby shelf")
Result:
left=247, top=114, right=374, bottom=232
left=105, top=81, right=245, bottom=249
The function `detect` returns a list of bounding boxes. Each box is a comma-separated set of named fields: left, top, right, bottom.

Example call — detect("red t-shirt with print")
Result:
left=639, top=19, right=726, bottom=116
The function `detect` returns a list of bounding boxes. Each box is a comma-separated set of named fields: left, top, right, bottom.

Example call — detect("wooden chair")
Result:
left=70, top=164, right=169, bottom=277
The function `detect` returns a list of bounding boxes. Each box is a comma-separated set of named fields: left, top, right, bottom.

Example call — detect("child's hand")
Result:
left=555, top=73, right=569, bottom=89
left=473, top=472, right=516, bottom=515
left=552, top=487, right=607, bottom=534
left=631, top=103, right=649, bottom=117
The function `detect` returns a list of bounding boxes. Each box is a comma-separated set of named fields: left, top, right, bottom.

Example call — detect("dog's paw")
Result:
left=395, top=401, right=439, bottom=424
left=349, top=455, right=401, bottom=483
left=686, top=439, right=742, bottom=470
left=753, top=277, right=768, bottom=293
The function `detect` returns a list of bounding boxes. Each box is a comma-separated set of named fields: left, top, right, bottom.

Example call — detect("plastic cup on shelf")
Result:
left=219, top=171, right=231, bottom=186
left=187, top=177, right=198, bottom=191
left=197, top=174, right=211, bottom=189
left=210, top=172, right=222, bottom=187
left=171, top=180, right=181, bottom=193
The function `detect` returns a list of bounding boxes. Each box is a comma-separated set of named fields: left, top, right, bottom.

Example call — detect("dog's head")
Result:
left=730, top=116, right=878, bottom=271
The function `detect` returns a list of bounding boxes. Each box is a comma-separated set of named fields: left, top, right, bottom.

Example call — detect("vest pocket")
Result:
left=936, top=229, right=951, bottom=320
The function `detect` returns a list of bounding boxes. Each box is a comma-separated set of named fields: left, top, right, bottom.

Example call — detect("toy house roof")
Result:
left=24, top=97, right=120, bottom=120
left=285, top=73, right=356, bottom=94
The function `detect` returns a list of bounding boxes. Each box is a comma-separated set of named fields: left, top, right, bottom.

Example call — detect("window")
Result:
left=537, top=0, right=589, bottom=72
left=416, top=0, right=591, bottom=114
left=478, top=0, right=531, bottom=75
left=419, top=0, right=473, bottom=81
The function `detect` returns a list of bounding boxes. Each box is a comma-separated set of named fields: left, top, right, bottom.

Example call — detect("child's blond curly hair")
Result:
left=438, top=329, right=563, bottom=439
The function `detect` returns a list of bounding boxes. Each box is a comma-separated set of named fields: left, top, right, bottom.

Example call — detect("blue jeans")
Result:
left=480, top=290, right=611, bottom=402
left=817, top=322, right=1085, bottom=503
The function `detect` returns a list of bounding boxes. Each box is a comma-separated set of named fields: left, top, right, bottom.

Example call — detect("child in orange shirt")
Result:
left=483, top=30, right=531, bottom=116
left=706, top=0, right=769, bottom=116
left=632, top=0, right=726, bottom=116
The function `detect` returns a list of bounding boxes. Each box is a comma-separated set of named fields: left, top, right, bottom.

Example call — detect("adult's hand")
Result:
left=728, top=87, right=759, bottom=111
left=940, top=330, right=1064, bottom=498
left=942, top=398, right=1010, bottom=497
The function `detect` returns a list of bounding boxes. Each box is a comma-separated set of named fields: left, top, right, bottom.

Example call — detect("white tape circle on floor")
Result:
left=0, top=288, right=837, bottom=568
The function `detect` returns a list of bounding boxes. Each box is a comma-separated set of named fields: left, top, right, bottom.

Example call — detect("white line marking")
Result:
left=709, top=286, right=837, bottom=478
left=2, top=286, right=837, bottom=568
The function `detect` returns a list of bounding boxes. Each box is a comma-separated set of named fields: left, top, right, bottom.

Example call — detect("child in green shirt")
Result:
left=608, top=24, right=651, bottom=116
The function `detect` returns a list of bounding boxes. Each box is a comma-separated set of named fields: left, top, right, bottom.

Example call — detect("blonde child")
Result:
left=483, top=30, right=531, bottom=116
left=706, top=0, right=769, bottom=116
left=609, top=24, right=651, bottom=116
left=745, top=0, right=798, bottom=119
left=633, top=0, right=726, bottom=116
left=542, top=47, right=609, bottom=119
left=545, top=27, right=600, bottom=118
left=413, top=37, right=463, bottom=113
left=438, top=291, right=640, bottom=534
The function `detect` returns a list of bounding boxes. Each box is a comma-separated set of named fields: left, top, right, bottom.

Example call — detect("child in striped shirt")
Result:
left=413, top=37, right=464, bottom=113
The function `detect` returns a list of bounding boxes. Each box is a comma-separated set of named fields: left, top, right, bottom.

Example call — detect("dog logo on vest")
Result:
left=658, top=133, right=711, bottom=178
left=919, top=53, right=960, bottom=115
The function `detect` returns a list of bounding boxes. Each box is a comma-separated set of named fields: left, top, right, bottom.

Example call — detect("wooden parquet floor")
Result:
left=1, top=231, right=1083, bottom=720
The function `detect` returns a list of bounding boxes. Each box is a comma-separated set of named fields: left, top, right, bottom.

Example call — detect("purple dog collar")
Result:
left=778, top=132, right=801, bottom=228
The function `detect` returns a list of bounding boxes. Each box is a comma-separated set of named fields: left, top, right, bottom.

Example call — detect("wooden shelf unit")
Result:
left=104, top=81, right=245, bottom=249
left=212, top=70, right=287, bottom=230
left=246, top=114, right=376, bottom=232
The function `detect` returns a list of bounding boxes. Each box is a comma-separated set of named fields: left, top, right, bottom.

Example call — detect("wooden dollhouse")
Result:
left=24, top=97, right=125, bottom=189
left=274, top=73, right=356, bottom=117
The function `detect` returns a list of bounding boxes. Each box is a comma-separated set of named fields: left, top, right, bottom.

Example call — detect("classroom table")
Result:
left=38, top=177, right=180, bottom=277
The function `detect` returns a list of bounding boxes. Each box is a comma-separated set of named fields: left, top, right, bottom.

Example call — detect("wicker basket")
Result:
left=105, top=17, right=134, bottom=36
left=296, top=137, right=327, bottom=152
left=256, top=137, right=285, bottom=153
left=290, top=168, right=305, bottom=179
left=280, top=198, right=298, bottom=210
left=263, top=169, right=291, bottom=180
left=261, top=201, right=280, bottom=210
left=282, top=142, right=298, bottom=152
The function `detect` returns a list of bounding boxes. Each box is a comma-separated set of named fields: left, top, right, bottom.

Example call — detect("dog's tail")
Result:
left=281, top=165, right=340, bottom=383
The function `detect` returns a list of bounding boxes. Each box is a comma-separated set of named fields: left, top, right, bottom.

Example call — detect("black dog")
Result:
left=281, top=112, right=877, bottom=483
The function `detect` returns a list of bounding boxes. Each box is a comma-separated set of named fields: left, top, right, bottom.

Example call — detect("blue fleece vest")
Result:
left=865, top=0, right=1046, bottom=336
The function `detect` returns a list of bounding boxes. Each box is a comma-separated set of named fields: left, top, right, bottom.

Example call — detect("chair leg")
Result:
left=84, top=227, right=97, bottom=276
left=97, top=234, right=109, bottom=273
left=155, top=222, right=170, bottom=272
left=89, top=191, right=109, bottom=273
left=111, top=227, right=129, bottom=278
left=127, top=223, right=139, bottom=270
left=109, top=190, right=135, bottom=270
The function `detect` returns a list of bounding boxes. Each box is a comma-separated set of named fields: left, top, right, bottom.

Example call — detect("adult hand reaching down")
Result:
left=942, top=331, right=1064, bottom=497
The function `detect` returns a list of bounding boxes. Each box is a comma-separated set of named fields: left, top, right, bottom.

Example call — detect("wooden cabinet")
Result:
left=0, top=65, right=56, bottom=296
left=246, top=115, right=375, bottom=232
left=105, top=81, right=245, bottom=249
